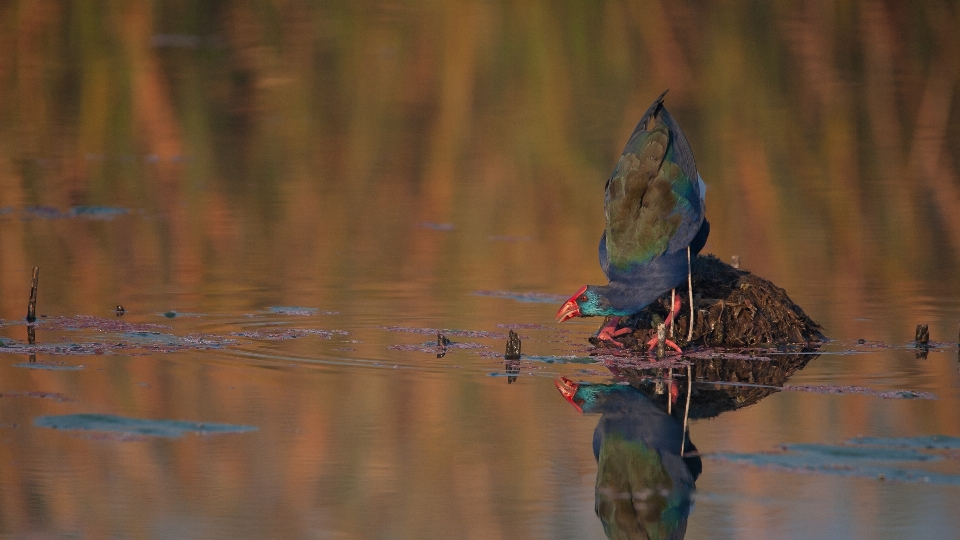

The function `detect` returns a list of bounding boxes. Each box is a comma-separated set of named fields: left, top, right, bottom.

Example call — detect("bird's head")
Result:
left=556, top=285, right=614, bottom=322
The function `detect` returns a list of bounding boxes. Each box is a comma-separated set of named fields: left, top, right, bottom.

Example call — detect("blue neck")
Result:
left=596, top=248, right=689, bottom=314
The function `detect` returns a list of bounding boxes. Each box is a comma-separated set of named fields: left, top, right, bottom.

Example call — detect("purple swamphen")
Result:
left=556, top=91, right=709, bottom=353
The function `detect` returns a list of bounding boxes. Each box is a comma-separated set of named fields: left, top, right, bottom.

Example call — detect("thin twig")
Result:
left=669, top=289, right=675, bottom=338
left=686, top=247, right=694, bottom=342
left=681, top=363, right=692, bottom=456
left=667, top=368, right=672, bottom=414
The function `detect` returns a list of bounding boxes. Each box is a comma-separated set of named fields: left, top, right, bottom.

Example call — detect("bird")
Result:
left=556, top=90, right=709, bottom=353
left=554, top=377, right=700, bottom=539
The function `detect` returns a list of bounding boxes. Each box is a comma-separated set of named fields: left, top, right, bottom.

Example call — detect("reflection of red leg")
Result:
left=597, top=316, right=631, bottom=347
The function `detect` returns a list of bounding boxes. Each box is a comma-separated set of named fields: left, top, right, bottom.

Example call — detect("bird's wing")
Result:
left=601, top=95, right=706, bottom=278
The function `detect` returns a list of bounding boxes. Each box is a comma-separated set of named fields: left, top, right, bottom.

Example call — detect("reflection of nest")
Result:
left=609, top=349, right=818, bottom=419
left=591, top=255, right=825, bottom=349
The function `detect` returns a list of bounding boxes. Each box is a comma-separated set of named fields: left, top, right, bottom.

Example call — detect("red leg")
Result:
left=646, top=293, right=685, bottom=356
left=596, top=316, right=631, bottom=347
left=647, top=336, right=683, bottom=355
left=663, top=292, right=682, bottom=327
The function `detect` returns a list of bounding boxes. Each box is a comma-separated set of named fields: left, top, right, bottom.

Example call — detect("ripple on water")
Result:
left=266, top=306, right=340, bottom=316
left=379, top=326, right=510, bottom=339
left=231, top=328, right=349, bottom=340
left=388, top=342, right=489, bottom=353
left=849, top=435, right=960, bottom=449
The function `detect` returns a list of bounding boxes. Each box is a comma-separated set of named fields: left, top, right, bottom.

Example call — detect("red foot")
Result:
left=646, top=336, right=683, bottom=355
left=597, top=316, right=631, bottom=347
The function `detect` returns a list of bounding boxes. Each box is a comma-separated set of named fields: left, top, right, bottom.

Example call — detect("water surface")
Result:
left=1, top=1, right=960, bottom=538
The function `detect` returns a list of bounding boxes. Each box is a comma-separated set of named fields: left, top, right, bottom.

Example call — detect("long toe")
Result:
left=596, top=316, right=630, bottom=347
left=646, top=336, right=684, bottom=355
left=597, top=327, right=628, bottom=347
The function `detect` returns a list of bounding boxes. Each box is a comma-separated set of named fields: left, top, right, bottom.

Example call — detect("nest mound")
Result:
left=590, top=255, right=825, bottom=350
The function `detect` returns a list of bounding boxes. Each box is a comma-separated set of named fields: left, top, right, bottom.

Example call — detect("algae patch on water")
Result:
left=13, top=362, right=84, bottom=370
left=34, top=414, right=258, bottom=438
left=711, top=437, right=960, bottom=485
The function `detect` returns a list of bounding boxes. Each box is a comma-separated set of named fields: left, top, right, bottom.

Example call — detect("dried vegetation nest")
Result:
left=590, top=255, right=825, bottom=350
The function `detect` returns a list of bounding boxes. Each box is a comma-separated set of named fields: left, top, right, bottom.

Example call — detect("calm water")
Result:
left=2, top=1, right=960, bottom=538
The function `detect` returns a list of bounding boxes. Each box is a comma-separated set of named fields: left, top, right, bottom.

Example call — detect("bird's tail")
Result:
left=637, top=89, right=669, bottom=131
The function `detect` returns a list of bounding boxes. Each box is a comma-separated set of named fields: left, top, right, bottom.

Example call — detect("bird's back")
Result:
left=600, top=91, right=708, bottom=285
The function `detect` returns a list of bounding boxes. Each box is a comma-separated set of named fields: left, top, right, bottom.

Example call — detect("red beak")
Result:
left=556, top=286, right=586, bottom=323
left=554, top=376, right=583, bottom=412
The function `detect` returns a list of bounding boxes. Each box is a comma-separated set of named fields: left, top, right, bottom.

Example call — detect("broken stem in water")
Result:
left=436, top=332, right=450, bottom=358
left=27, top=268, right=38, bottom=363
left=656, top=323, right=666, bottom=359
left=504, top=329, right=521, bottom=360
left=27, top=266, right=39, bottom=323
left=915, top=324, right=929, bottom=345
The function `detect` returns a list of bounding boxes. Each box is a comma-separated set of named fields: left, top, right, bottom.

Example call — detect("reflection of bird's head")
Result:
left=554, top=377, right=636, bottom=413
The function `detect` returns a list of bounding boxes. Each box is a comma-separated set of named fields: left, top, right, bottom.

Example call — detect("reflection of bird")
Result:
left=555, top=377, right=700, bottom=540
left=557, top=91, right=709, bottom=352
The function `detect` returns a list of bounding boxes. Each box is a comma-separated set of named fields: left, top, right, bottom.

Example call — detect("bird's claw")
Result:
left=596, top=317, right=631, bottom=348
left=646, top=336, right=683, bottom=355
